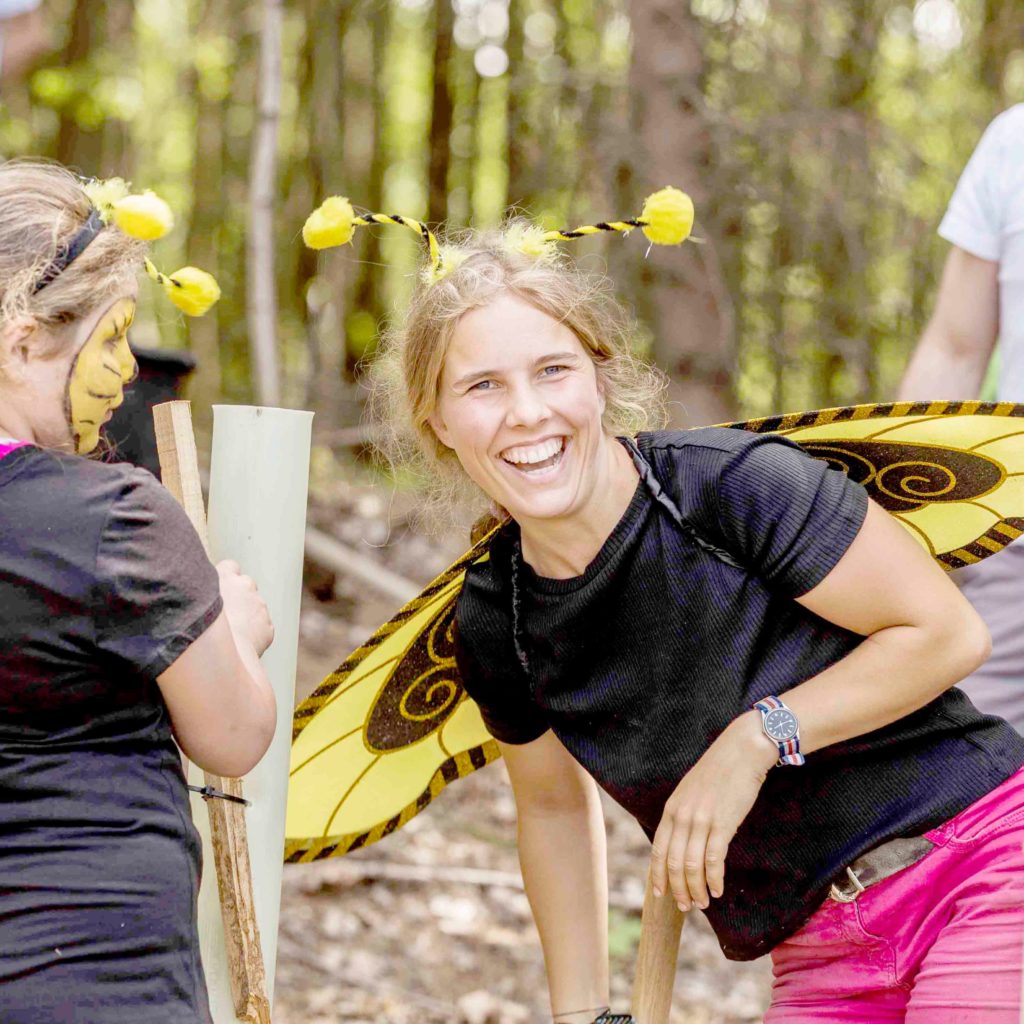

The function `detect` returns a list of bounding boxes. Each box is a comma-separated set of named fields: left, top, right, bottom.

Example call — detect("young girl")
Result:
left=312, top=197, right=1024, bottom=1020
left=0, top=162, right=276, bottom=1024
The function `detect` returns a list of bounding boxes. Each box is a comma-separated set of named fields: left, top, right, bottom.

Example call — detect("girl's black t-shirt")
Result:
left=0, top=445, right=222, bottom=1022
left=454, top=428, right=1024, bottom=961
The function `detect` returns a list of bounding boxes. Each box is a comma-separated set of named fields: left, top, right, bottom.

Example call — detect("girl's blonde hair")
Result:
left=370, top=229, right=669, bottom=522
left=0, top=161, right=145, bottom=356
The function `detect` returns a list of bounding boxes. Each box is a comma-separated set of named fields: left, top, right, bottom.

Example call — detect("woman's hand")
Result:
left=216, top=559, right=275, bottom=656
left=650, top=712, right=776, bottom=912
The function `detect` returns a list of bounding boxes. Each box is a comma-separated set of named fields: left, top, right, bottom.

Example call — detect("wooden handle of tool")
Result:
left=631, top=870, right=686, bottom=1024
left=153, top=400, right=272, bottom=1024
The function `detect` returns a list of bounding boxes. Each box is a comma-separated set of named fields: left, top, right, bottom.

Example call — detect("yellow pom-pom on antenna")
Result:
left=640, top=187, right=694, bottom=246
left=303, top=196, right=356, bottom=249
left=146, top=261, right=221, bottom=316
left=165, top=266, right=221, bottom=316
left=502, top=222, right=557, bottom=262
left=111, top=191, right=175, bottom=240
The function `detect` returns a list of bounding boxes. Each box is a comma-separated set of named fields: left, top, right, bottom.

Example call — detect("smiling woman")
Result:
left=370, top=230, right=667, bottom=530
left=0, top=162, right=276, bottom=1024
left=428, top=293, right=638, bottom=564
left=345, top=209, right=1024, bottom=1023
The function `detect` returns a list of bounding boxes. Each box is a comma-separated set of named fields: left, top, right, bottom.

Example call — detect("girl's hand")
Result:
left=650, top=711, right=777, bottom=911
left=216, top=559, right=275, bottom=656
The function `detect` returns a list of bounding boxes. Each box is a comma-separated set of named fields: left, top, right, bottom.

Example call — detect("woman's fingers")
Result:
left=665, top=820, right=693, bottom=909
left=682, top=825, right=710, bottom=908
left=653, top=807, right=731, bottom=910
left=705, top=827, right=730, bottom=899
left=649, top=816, right=673, bottom=899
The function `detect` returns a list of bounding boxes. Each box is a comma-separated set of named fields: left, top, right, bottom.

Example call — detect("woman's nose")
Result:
left=505, top=382, right=550, bottom=427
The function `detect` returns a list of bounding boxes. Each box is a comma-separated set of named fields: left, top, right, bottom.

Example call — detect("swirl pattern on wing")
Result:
left=801, top=440, right=1004, bottom=512
left=365, top=601, right=463, bottom=752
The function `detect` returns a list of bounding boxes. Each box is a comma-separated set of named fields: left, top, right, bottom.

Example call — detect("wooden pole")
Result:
left=154, top=400, right=272, bottom=1024
left=631, top=871, right=686, bottom=1024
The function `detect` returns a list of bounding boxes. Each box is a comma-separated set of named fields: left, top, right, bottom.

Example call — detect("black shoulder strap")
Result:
left=618, top=436, right=744, bottom=571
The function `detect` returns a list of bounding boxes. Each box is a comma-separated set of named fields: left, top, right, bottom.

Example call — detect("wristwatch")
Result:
left=752, top=695, right=805, bottom=766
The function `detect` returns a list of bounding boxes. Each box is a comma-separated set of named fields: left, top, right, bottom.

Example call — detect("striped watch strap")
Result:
left=753, top=695, right=805, bottom=766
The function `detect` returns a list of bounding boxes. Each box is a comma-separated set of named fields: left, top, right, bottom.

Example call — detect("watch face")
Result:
left=764, top=708, right=798, bottom=742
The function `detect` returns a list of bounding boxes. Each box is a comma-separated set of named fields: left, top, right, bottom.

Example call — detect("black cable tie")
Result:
left=187, top=784, right=251, bottom=807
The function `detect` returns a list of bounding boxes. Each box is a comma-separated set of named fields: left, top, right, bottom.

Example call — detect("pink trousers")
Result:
left=765, top=767, right=1024, bottom=1023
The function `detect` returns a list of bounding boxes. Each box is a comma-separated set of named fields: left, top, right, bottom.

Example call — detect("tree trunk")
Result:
left=346, top=0, right=389, bottom=380
left=99, top=1, right=132, bottom=176
left=186, top=0, right=228, bottom=426
left=814, top=0, right=879, bottom=406
left=505, top=0, right=530, bottom=211
left=979, top=0, right=1021, bottom=109
left=56, top=0, right=104, bottom=172
left=446, top=41, right=479, bottom=227
left=627, top=0, right=732, bottom=427
left=426, top=0, right=454, bottom=225
left=247, top=0, right=283, bottom=407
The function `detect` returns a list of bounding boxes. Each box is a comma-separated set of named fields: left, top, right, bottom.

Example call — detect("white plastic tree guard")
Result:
left=191, top=405, right=313, bottom=1021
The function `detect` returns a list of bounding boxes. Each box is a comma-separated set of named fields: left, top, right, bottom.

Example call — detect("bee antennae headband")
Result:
left=302, top=187, right=695, bottom=283
left=32, top=178, right=220, bottom=317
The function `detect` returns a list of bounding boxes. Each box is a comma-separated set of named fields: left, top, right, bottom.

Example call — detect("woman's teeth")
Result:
left=502, top=437, right=565, bottom=471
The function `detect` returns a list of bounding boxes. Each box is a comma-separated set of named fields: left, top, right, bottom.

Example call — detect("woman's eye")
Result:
left=541, top=365, right=567, bottom=377
left=469, top=379, right=496, bottom=392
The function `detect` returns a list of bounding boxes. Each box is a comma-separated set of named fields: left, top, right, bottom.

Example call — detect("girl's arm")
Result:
left=157, top=560, right=277, bottom=778
left=651, top=498, right=992, bottom=911
left=501, top=731, right=610, bottom=1023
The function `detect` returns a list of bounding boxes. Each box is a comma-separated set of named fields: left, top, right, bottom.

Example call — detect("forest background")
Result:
left=2, top=1, right=1022, bottom=1021
left=5, top=0, right=1022, bottom=438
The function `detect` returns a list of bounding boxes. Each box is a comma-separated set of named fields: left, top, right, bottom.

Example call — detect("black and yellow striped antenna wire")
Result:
left=302, top=186, right=695, bottom=283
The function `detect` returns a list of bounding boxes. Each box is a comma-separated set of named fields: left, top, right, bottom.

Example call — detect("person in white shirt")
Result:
left=900, top=104, right=1024, bottom=732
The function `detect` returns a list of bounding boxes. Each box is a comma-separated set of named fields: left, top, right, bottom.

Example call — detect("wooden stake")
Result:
left=631, top=871, right=686, bottom=1024
left=154, top=400, right=272, bottom=1024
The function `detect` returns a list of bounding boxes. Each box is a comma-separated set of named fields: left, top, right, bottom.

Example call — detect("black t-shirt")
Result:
left=454, top=429, right=1024, bottom=960
left=0, top=445, right=222, bottom=1023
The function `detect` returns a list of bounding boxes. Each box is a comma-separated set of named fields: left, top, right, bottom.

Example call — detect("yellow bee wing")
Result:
left=727, top=400, right=1024, bottom=567
left=285, top=534, right=499, bottom=863
left=287, top=400, right=1024, bottom=864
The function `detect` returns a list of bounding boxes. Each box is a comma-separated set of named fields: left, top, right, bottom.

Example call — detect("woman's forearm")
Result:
left=517, top=791, right=609, bottom=1021
left=792, top=617, right=988, bottom=753
left=724, top=612, right=991, bottom=760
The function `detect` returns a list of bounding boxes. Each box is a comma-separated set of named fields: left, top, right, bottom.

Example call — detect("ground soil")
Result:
left=272, top=488, right=773, bottom=1023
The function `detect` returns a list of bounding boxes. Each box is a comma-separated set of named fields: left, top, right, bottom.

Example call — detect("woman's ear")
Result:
left=428, top=410, right=453, bottom=449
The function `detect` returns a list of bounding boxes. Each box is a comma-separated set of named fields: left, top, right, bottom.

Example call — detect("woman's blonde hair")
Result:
left=0, top=160, right=145, bottom=356
left=370, top=228, right=669, bottom=523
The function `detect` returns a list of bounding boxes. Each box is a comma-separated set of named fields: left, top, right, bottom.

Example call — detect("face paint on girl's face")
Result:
left=67, top=297, right=137, bottom=454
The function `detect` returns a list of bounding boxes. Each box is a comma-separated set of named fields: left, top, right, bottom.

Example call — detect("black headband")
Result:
left=32, top=208, right=106, bottom=294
